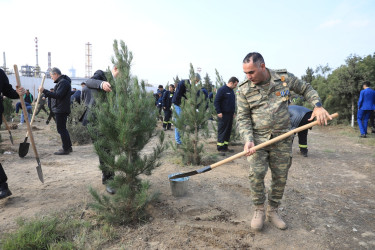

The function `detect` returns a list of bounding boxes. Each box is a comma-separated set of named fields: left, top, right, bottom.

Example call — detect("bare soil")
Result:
left=1, top=118, right=375, bottom=249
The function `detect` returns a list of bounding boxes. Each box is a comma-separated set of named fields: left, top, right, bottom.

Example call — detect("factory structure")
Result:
left=1, top=38, right=157, bottom=96
left=1, top=38, right=93, bottom=96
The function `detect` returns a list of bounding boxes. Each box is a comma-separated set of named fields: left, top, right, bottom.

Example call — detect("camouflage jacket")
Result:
left=237, top=68, right=321, bottom=143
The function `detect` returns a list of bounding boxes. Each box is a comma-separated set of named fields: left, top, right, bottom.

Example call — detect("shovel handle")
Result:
left=2, top=114, right=10, bottom=131
left=14, top=65, right=40, bottom=159
left=25, top=75, right=46, bottom=137
left=210, top=112, right=339, bottom=169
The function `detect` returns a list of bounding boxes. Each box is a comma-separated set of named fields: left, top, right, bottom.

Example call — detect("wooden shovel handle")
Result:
left=2, top=114, right=10, bottom=131
left=25, top=75, right=46, bottom=137
left=14, top=65, right=40, bottom=159
left=210, top=112, right=339, bottom=169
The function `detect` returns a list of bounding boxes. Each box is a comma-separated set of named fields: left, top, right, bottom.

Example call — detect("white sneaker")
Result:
left=18, top=123, right=23, bottom=126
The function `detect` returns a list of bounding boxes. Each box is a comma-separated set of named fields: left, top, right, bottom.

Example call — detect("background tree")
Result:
left=172, top=63, right=212, bottom=165
left=89, top=40, right=165, bottom=225
left=173, top=75, right=180, bottom=86
left=215, top=68, right=225, bottom=90
left=301, top=67, right=315, bottom=83
left=358, top=53, right=375, bottom=83
left=332, top=55, right=365, bottom=126
left=203, top=73, right=213, bottom=93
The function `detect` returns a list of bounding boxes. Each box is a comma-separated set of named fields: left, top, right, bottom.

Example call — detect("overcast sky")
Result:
left=1, top=0, right=374, bottom=87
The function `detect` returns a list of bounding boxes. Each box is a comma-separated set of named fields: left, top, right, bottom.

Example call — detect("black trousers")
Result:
left=217, top=113, right=234, bottom=151
left=35, top=104, right=48, bottom=116
left=55, top=113, right=72, bottom=151
left=0, top=163, right=7, bottom=184
left=163, top=109, right=172, bottom=129
left=47, top=108, right=56, bottom=123
left=297, top=112, right=313, bottom=148
left=370, top=110, right=375, bottom=129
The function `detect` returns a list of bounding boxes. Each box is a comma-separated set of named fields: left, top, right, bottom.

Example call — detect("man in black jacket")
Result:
left=39, top=67, right=72, bottom=155
left=162, top=84, right=175, bottom=131
left=0, top=69, right=25, bottom=199
left=214, top=77, right=239, bottom=155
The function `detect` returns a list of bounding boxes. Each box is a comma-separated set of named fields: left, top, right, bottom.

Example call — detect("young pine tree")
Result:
left=173, top=64, right=212, bottom=165
left=203, top=73, right=213, bottom=93
left=88, top=40, right=165, bottom=225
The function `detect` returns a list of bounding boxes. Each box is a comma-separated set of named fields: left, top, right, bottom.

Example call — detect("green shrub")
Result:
left=67, top=102, right=91, bottom=145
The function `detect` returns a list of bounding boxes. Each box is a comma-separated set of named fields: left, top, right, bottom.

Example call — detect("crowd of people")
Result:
left=3, top=51, right=374, bottom=233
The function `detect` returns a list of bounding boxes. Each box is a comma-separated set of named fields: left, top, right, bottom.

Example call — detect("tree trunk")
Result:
left=351, top=96, right=354, bottom=128
left=193, top=124, right=198, bottom=165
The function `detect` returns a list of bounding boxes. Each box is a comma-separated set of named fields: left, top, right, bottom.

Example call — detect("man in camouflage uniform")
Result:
left=237, top=52, right=331, bottom=231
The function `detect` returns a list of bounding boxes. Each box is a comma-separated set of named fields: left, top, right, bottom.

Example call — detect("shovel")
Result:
left=169, top=112, right=339, bottom=180
left=19, top=75, right=46, bottom=158
left=2, top=114, right=14, bottom=145
left=14, top=65, right=44, bottom=183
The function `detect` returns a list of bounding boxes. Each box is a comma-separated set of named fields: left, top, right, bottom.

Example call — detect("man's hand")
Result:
left=308, top=107, right=332, bottom=125
left=244, top=141, right=256, bottom=156
left=217, top=113, right=223, bottom=118
left=102, top=81, right=112, bottom=92
left=16, top=86, right=26, bottom=96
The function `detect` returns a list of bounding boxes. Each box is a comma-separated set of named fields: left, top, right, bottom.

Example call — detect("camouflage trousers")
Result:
left=247, top=134, right=293, bottom=207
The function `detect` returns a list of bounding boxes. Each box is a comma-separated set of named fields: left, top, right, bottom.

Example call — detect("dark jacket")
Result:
left=197, top=87, right=208, bottom=99
left=82, top=70, right=108, bottom=126
left=172, top=80, right=189, bottom=106
left=208, top=92, right=213, bottom=102
left=81, top=86, right=92, bottom=107
left=70, top=90, right=81, bottom=104
left=23, top=93, right=33, bottom=104
left=43, top=75, right=72, bottom=114
left=214, top=85, right=236, bottom=114
left=0, top=69, right=20, bottom=125
left=288, top=105, right=312, bottom=129
left=162, top=90, right=174, bottom=109
left=47, top=96, right=54, bottom=109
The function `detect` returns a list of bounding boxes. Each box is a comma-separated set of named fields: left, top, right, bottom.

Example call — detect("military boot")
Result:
left=251, top=204, right=265, bottom=231
left=266, top=205, right=287, bottom=230
left=300, top=148, right=308, bottom=157
left=0, top=183, right=12, bottom=199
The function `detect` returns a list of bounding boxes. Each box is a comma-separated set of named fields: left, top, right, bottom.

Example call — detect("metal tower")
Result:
left=46, top=52, right=52, bottom=78
left=85, top=42, right=92, bottom=78
left=34, top=37, right=41, bottom=77
left=2, top=52, right=9, bottom=74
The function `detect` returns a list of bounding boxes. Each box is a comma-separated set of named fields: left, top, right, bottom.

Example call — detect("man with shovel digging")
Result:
left=237, top=52, right=332, bottom=231
left=0, top=68, right=26, bottom=199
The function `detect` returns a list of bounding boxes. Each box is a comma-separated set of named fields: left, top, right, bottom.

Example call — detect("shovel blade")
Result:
left=36, top=158, right=44, bottom=183
left=19, top=142, right=30, bottom=158
left=9, top=132, right=14, bottom=145
left=169, top=166, right=212, bottom=179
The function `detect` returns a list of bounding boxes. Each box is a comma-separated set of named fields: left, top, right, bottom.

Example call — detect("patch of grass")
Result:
left=169, top=155, right=183, bottom=166
left=0, top=210, right=117, bottom=250
left=323, top=149, right=335, bottom=153
left=201, top=152, right=220, bottom=166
